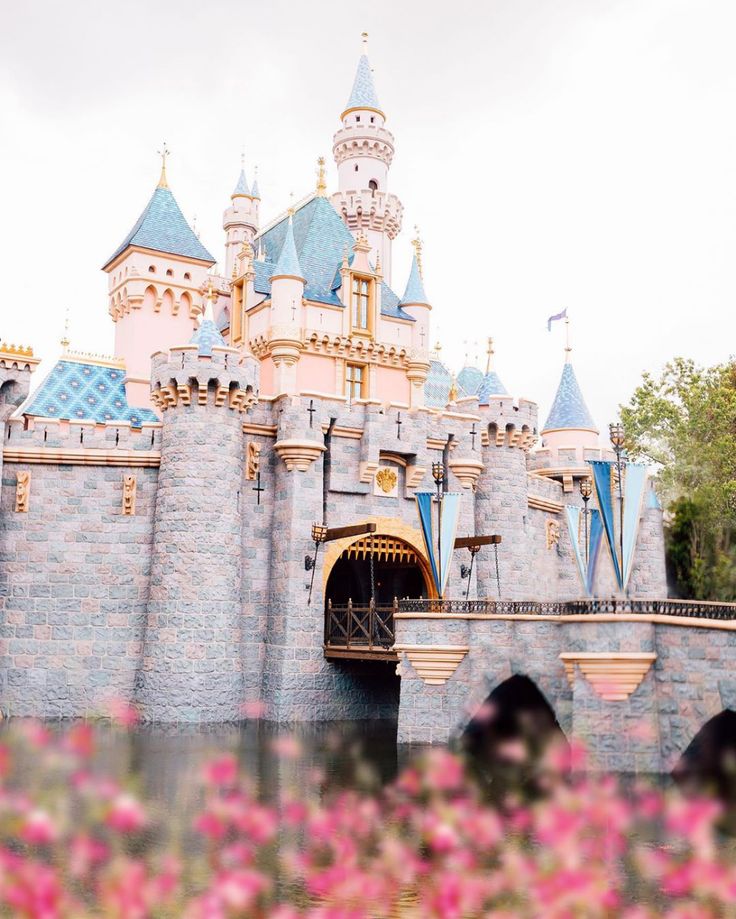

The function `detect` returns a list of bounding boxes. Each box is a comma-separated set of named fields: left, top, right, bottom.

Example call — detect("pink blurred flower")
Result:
left=19, top=809, right=59, bottom=846
left=106, top=697, right=140, bottom=728
left=105, top=793, right=147, bottom=833
left=203, top=754, right=238, bottom=788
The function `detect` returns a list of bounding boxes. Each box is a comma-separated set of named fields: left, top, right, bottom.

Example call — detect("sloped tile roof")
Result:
left=103, top=186, right=214, bottom=268
left=424, top=359, right=467, bottom=409
left=345, top=54, right=381, bottom=113
left=543, top=362, right=597, bottom=432
left=457, top=365, right=484, bottom=396
left=400, top=253, right=429, bottom=305
left=477, top=370, right=508, bottom=403
left=190, top=318, right=226, bottom=357
left=272, top=218, right=304, bottom=279
left=251, top=196, right=412, bottom=320
left=23, top=359, right=158, bottom=427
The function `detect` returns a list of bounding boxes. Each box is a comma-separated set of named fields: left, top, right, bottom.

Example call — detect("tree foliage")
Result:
left=621, top=358, right=736, bottom=600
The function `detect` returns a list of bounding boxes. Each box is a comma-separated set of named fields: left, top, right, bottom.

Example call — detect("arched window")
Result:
left=166, top=268, right=173, bottom=277
left=368, top=179, right=378, bottom=192
left=184, top=272, right=191, bottom=281
left=148, top=265, right=156, bottom=273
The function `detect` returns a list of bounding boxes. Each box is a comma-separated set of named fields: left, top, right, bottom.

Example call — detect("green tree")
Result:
left=621, top=358, right=736, bottom=600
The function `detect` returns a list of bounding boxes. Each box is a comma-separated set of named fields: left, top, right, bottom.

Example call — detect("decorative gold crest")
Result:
left=122, top=475, right=136, bottom=516
left=375, top=467, right=398, bottom=494
left=246, top=442, right=262, bottom=480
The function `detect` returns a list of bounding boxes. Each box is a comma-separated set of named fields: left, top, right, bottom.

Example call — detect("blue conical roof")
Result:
left=400, top=254, right=429, bottom=305
left=103, top=185, right=214, bottom=269
left=233, top=168, right=250, bottom=196
left=251, top=176, right=260, bottom=199
left=190, top=316, right=226, bottom=357
left=477, top=370, right=508, bottom=403
left=344, top=54, right=382, bottom=114
left=457, top=365, right=484, bottom=396
left=271, top=218, right=304, bottom=280
left=543, top=361, right=597, bottom=432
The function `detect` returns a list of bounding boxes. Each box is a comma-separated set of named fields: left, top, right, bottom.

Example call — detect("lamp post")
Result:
left=580, top=477, right=592, bottom=567
left=609, top=422, right=626, bottom=585
left=305, top=522, right=328, bottom=606
left=431, top=461, right=445, bottom=600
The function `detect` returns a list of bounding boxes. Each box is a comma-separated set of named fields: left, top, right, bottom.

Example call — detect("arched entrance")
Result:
left=323, top=527, right=433, bottom=660
left=325, top=534, right=430, bottom=606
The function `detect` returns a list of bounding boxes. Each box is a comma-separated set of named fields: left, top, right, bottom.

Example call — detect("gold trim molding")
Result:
left=394, top=644, right=469, bottom=685
left=559, top=652, right=657, bottom=701
left=3, top=448, right=161, bottom=468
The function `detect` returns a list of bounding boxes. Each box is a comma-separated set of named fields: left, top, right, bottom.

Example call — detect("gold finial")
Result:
left=448, top=374, right=458, bottom=404
left=361, top=31, right=369, bottom=53
left=564, top=314, right=572, bottom=362
left=342, top=244, right=349, bottom=269
left=60, top=308, right=70, bottom=353
left=203, top=278, right=216, bottom=322
left=157, top=142, right=170, bottom=188
left=375, top=252, right=382, bottom=276
left=411, top=224, right=423, bottom=279
left=486, top=336, right=494, bottom=373
left=287, top=190, right=295, bottom=217
left=316, top=156, right=327, bottom=197
left=434, top=339, right=442, bottom=353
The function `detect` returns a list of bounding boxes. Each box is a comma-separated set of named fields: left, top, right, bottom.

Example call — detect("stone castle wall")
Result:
left=0, top=368, right=669, bottom=726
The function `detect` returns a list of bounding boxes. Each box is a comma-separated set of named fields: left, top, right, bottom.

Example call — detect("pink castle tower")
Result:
left=330, top=34, right=403, bottom=285
left=102, top=149, right=215, bottom=408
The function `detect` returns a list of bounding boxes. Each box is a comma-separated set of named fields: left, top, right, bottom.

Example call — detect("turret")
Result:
left=138, top=283, right=258, bottom=722
left=399, top=232, right=431, bottom=408
left=223, top=159, right=260, bottom=278
left=477, top=338, right=509, bottom=404
left=331, top=34, right=403, bottom=284
left=540, top=356, right=599, bottom=462
left=269, top=215, right=305, bottom=395
left=103, top=149, right=215, bottom=408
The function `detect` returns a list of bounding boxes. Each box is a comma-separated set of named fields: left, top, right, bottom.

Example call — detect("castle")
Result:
left=0, top=43, right=667, bottom=727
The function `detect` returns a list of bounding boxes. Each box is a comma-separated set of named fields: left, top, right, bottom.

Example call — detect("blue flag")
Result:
left=547, top=308, right=568, bottom=331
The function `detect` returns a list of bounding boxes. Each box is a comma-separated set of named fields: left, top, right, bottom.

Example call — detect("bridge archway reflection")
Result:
left=463, top=675, right=567, bottom=782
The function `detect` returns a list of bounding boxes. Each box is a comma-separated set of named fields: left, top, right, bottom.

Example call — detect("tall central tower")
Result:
left=331, top=36, right=403, bottom=284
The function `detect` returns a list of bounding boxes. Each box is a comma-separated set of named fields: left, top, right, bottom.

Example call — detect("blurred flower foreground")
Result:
left=0, top=705, right=735, bottom=919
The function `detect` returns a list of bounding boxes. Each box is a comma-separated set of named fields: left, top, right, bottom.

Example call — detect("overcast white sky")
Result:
left=2, top=0, right=735, bottom=428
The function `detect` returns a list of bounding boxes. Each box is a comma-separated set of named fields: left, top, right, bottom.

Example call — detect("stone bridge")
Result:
left=394, top=599, right=736, bottom=772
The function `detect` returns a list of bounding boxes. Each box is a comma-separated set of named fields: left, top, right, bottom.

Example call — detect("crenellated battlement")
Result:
left=4, top=415, right=162, bottom=452
left=150, top=345, right=257, bottom=413
left=476, top=396, right=538, bottom=450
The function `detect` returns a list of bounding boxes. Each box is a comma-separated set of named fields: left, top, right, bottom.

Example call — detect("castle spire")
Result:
left=316, top=156, right=327, bottom=197
left=342, top=33, right=383, bottom=118
left=400, top=249, right=429, bottom=306
left=157, top=142, right=170, bottom=189
left=272, top=215, right=304, bottom=281
left=485, top=337, right=494, bottom=374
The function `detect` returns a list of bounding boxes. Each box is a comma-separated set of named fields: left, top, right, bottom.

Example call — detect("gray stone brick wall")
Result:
left=0, top=461, right=157, bottom=717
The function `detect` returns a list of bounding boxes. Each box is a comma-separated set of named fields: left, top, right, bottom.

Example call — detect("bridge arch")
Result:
left=461, top=673, right=565, bottom=744
left=673, top=709, right=736, bottom=798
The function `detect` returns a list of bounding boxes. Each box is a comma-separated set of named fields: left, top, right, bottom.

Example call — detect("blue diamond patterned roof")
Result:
left=103, top=186, right=214, bottom=269
left=251, top=196, right=413, bottom=320
left=424, top=359, right=468, bottom=409
left=190, top=318, right=226, bottom=357
left=400, top=254, right=429, bottom=305
left=251, top=177, right=260, bottom=199
left=478, top=370, right=508, bottom=403
left=23, top=359, right=158, bottom=427
left=543, top=361, right=597, bottom=432
left=233, top=169, right=250, bottom=196
left=272, top=218, right=304, bottom=279
left=345, top=54, right=382, bottom=113
left=457, top=365, right=484, bottom=395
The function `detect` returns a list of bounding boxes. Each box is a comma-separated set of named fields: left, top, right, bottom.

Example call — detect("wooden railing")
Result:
left=397, top=598, right=736, bottom=619
left=324, top=600, right=398, bottom=655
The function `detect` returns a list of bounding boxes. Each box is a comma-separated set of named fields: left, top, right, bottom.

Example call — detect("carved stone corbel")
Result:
left=15, top=471, right=30, bottom=513
left=122, top=474, right=136, bottom=516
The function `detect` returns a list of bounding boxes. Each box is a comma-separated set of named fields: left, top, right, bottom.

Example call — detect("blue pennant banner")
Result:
left=587, top=508, right=604, bottom=595
left=588, top=460, right=623, bottom=589
left=564, top=505, right=604, bottom=596
left=622, top=463, right=648, bottom=589
left=414, top=490, right=463, bottom=598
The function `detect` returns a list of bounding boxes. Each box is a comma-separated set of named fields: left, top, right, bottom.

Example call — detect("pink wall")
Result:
left=374, top=366, right=410, bottom=405
left=297, top=353, right=336, bottom=395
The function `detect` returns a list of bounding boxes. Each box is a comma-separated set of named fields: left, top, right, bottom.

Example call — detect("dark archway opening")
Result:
left=674, top=710, right=736, bottom=803
left=326, top=554, right=427, bottom=606
left=462, top=675, right=567, bottom=794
